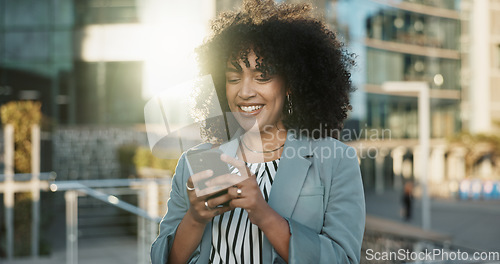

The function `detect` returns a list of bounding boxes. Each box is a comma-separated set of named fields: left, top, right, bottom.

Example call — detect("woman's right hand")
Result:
left=167, top=170, right=233, bottom=264
left=186, top=170, right=234, bottom=225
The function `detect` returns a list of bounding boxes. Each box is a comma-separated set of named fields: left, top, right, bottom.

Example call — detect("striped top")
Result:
left=209, top=159, right=280, bottom=264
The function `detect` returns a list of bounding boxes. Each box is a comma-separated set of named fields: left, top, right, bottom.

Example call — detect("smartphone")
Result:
left=186, top=148, right=232, bottom=196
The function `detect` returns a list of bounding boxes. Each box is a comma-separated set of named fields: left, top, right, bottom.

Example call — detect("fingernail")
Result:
left=206, top=170, right=214, bottom=176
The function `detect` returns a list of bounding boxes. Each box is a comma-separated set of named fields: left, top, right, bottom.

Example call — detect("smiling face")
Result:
left=225, top=51, right=287, bottom=134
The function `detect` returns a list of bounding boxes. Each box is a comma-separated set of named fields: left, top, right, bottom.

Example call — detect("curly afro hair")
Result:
left=195, top=0, right=355, bottom=142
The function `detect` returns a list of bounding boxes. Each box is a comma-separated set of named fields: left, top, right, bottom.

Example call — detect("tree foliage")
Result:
left=0, top=101, right=41, bottom=173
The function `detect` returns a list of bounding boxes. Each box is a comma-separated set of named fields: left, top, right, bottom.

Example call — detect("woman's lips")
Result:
left=237, top=105, right=264, bottom=115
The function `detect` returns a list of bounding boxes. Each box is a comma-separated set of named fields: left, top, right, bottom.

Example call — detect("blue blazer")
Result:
left=151, top=130, right=365, bottom=264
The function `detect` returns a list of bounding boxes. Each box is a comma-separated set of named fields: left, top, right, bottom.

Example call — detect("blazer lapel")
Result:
left=268, top=131, right=312, bottom=218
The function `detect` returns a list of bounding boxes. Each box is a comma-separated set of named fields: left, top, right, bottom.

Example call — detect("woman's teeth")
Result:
left=240, top=105, right=263, bottom=112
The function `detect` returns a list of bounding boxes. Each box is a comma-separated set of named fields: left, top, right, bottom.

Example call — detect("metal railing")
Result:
left=0, top=172, right=56, bottom=260
left=1, top=173, right=171, bottom=264
left=50, top=178, right=171, bottom=264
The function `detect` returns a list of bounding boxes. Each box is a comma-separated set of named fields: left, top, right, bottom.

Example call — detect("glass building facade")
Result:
left=0, top=0, right=145, bottom=125
left=331, top=0, right=463, bottom=191
left=336, top=0, right=462, bottom=140
left=0, top=0, right=74, bottom=123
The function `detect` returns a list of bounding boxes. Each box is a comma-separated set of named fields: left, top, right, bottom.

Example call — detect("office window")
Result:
left=366, top=49, right=460, bottom=90
left=365, top=8, right=459, bottom=50
left=75, top=0, right=139, bottom=25
left=404, top=0, right=458, bottom=10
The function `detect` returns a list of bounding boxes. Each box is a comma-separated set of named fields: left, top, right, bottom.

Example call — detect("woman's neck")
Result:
left=238, top=123, right=287, bottom=163
left=243, top=123, right=286, bottom=145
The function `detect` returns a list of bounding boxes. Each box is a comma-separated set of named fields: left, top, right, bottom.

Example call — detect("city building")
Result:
left=0, top=0, right=74, bottom=124
left=333, top=0, right=500, bottom=197
left=327, top=0, right=462, bottom=195
left=460, top=0, right=500, bottom=133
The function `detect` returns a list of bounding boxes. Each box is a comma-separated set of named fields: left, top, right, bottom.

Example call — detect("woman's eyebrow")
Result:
left=225, top=67, right=265, bottom=74
left=225, top=67, right=241, bottom=73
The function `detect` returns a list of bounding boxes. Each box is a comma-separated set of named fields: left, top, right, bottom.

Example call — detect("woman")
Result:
left=151, top=1, right=365, bottom=263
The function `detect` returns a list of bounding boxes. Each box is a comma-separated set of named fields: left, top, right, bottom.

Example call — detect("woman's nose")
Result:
left=238, top=78, right=256, bottom=99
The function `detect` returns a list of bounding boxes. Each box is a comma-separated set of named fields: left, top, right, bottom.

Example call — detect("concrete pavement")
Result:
left=365, top=190, right=500, bottom=252
left=3, top=236, right=139, bottom=264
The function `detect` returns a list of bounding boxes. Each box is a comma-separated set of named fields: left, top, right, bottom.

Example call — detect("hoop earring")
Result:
left=287, top=94, right=293, bottom=115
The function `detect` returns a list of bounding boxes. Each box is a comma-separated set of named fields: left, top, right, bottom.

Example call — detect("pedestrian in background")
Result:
left=402, top=181, right=413, bottom=221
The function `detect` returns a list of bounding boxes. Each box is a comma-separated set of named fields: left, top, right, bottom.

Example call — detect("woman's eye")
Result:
left=256, top=77, right=272, bottom=83
left=226, top=78, right=240, bottom=84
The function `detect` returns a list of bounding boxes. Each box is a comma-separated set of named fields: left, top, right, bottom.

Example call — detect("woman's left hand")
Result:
left=219, top=154, right=274, bottom=228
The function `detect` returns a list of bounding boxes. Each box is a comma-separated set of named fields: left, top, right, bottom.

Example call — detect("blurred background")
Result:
left=1, top=0, right=499, bottom=263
